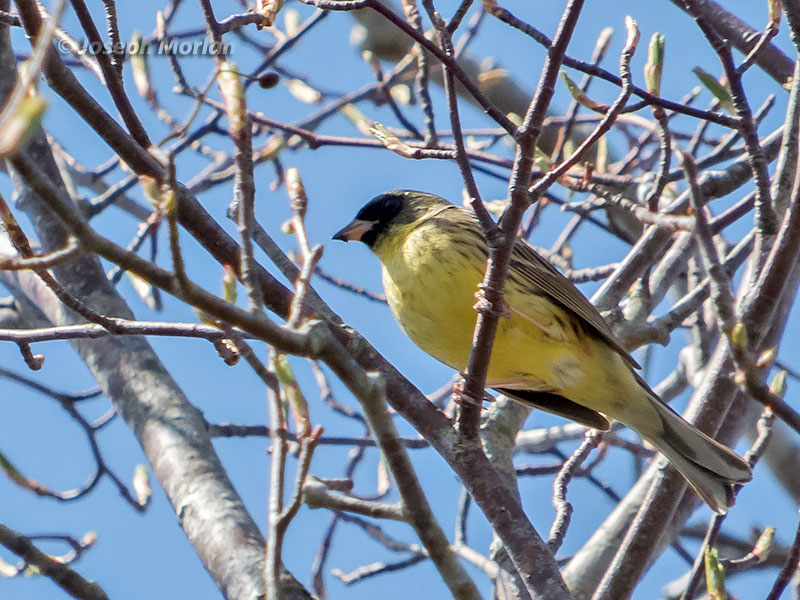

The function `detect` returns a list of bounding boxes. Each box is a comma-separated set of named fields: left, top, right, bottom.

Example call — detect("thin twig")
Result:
left=765, top=510, right=800, bottom=600
left=68, top=0, right=151, bottom=147
left=0, top=523, right=109, bottom=600
left=421, top=0, right=485, bottom=218
left=0, top=192, right=122, bottom=333
left=303, top=478, right=406, bottom=520
left=683, top=0, right=776, bottom=235
left=678, top=408, right=775, bottom=600
left=457, top=0, right=590, bottom=442
left=354, top=372, right=482, bottom=599
left=548, top=431, right=603, bottom=553
left=285, top=169, right=324, bottom=327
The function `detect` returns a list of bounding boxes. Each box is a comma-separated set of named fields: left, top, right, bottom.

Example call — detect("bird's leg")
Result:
left=451, top=375, right=496, bottom=407
left=473, top=283, right=512, bottom=318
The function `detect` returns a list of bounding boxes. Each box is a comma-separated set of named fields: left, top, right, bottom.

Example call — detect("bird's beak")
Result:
left=332, top=219, right=376, bottom=242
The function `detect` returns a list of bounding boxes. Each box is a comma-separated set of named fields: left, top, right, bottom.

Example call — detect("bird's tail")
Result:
left=646, top=399, right=752, bottom=514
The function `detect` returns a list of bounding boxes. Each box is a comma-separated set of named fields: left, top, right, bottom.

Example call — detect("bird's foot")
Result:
left=451, top=376, right=495, bottom=407
left=473, top=284, right=511, bottom=318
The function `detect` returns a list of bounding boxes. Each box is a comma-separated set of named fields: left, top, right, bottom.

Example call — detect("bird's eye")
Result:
left=383, top=196, right=401, bottom=213
left=381, top=196, right=403, bottom=219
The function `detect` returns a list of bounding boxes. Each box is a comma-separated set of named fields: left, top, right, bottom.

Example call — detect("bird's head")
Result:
left=333, top=190, right=451, bottom=250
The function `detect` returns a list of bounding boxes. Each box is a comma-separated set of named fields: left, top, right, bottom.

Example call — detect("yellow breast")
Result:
left=376, top=221, right=590, bottom=392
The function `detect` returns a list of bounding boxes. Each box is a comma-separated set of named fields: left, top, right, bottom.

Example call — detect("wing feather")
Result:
left=510, top=240, right=641, bottom=369
left=435, top=206, right=641, bottom=370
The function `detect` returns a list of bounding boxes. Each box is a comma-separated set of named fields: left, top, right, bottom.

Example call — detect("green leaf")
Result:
left=753, top=526, right=775, bottom=561
left=693, top=67, right=735, bottom=113
left=129, top=31, right=154, bottom=102
left=0, top=94, right=47, bottom=158
left=730, top=322, right=747, bottom=348
left=272, top=354, right=310, bottom=436
left=704, top=547, right=727, bottom=600
left=769, top=370, right=787, bottom=397
left=217, top=61, right=247, bottom=133
left=644, top=33, right=665, bottom=96
left=560, top=70, right=607, bottom=113
left=0, top=450, right=45, bottom=494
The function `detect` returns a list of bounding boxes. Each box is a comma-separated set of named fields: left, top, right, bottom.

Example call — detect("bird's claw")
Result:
left=451, top=376, right=495, bottom=407
left=473, top=284, right=511, bottom=318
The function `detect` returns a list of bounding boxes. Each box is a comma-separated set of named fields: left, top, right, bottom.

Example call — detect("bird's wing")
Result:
left=498, top=388, right=611, bottom=430
left=509, top=237, right=642, bottom=370
left=438, top=206, right=640, bottom=370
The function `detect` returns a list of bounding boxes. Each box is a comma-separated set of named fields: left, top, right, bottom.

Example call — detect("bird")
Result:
left=333, top=190, right=752, bottom=513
